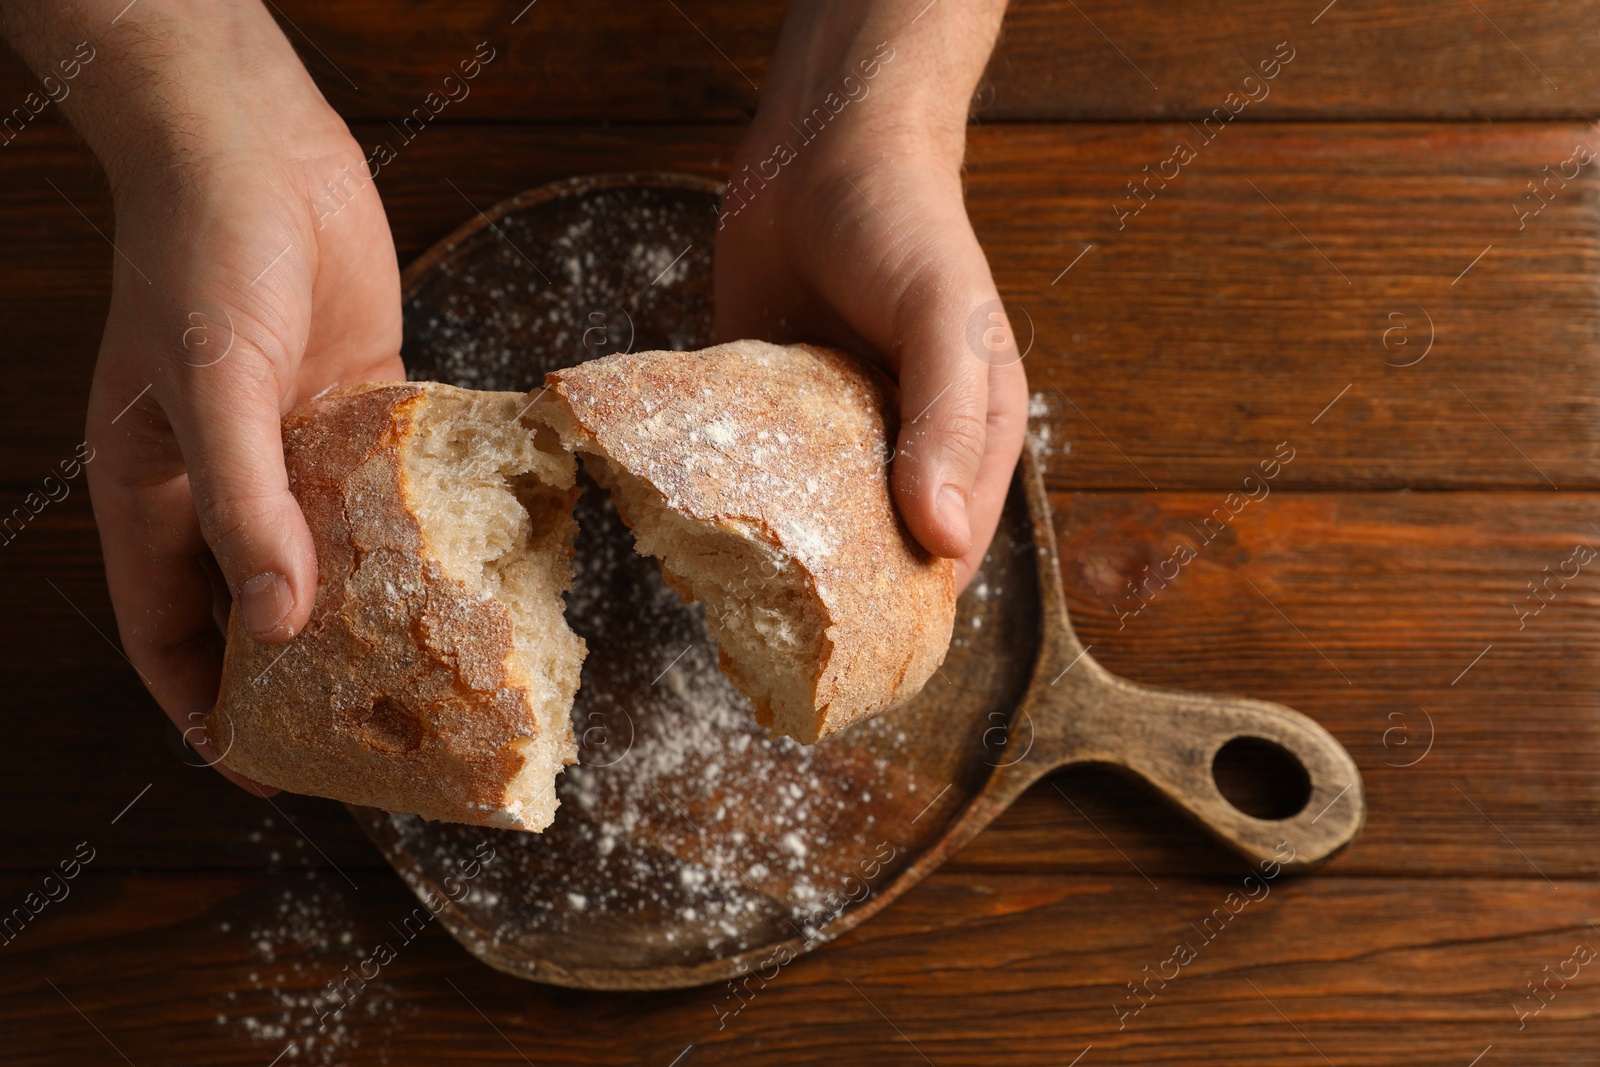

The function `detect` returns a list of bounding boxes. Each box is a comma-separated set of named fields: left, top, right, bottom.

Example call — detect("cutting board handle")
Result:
left=1013, top=447, right=1365, bottom=871
left=1052, top=661, right=1365, bottom=870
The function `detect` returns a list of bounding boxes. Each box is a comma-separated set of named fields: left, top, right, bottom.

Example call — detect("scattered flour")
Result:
left=403, top=183, right=715, bottom=393
left=382, top=476, right=918, bottom=960
left=370, top=177, right=1026, bottom=975
left=213, top=861, right=411, bottom=1065
left=1028, top=389, right=1069, bottom=459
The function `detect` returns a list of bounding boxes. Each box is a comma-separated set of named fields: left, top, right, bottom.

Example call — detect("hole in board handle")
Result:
left=1211, top=736, right=1312, bottom=820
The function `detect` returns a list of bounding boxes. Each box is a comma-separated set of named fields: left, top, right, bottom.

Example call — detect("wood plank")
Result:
left=1, top=2, right=1591, bottom=1058
left=0, top=869, right=1594, bottom=1065
left=958, top=488, right=1600, bottom=879
left=4, top=1, right=1595, bottom=122
left=974, top=122, right=1600, bottom=491
left=2, top=122, right=1597, bottom=490
left=5, top=491, right=1596, bottom=879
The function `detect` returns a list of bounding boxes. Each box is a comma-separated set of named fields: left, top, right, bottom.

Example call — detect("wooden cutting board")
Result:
left=347, top=173, right=1364, bottom=990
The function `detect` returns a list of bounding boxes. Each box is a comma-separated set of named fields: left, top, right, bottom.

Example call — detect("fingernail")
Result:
left=937, top=485, right=970, bottom=541
left=238, top=571, right=293, bottom=639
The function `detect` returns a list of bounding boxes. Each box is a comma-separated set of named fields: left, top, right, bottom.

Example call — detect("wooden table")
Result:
left=2, top=2, right=1597, bottom=1063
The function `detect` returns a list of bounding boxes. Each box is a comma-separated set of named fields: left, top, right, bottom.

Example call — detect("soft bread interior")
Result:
left=402, top=386, right=584, bottom=830
left=571, top=447, right=832, bottom=744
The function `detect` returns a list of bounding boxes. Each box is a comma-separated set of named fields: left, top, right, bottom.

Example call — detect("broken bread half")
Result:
left=530, top=341, right=957, bottom=744
left=208, top=382, right=585, bottom=832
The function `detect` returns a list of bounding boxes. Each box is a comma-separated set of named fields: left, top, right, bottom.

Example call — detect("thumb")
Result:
left=889, top=265, right=1017, bottom=562
left=160, top=307, right=317, bottom=644
left=796, top=177, right=1027, bottom=568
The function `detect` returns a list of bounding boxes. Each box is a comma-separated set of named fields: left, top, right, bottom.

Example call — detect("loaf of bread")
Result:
left=209, top=342, right=956, bottom=829
left=207, top=382, right=586, bottom=832
left=530, top=341, right=956, bottom=744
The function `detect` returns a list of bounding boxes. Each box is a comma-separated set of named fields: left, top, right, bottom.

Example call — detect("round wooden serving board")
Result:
left=345, top=173, right=1366, bottom=991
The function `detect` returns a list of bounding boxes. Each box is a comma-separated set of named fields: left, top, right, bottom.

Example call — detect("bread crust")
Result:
left=536, top=341, right=957, bottom=742
left=207, top=382, right=578, bottom=830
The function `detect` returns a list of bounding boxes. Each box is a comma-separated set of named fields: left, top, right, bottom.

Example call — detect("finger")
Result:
left=159, top=323, right=317, bottom=645
left=953, top=358, right=1029, bottom=592
left=887, top=262, right=1013, bottom=561
left=782, top=170, right=1013, bottom=561
left=85, top=402, right=277, bottom=796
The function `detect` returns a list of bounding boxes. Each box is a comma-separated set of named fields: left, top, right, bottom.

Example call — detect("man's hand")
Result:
left=3, top=1, right=402, bottom=789
left=715, top=0, right=1025, bottom=591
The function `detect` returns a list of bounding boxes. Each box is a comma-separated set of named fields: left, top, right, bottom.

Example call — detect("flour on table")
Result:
left=213, top=868, right=410, bottom=1065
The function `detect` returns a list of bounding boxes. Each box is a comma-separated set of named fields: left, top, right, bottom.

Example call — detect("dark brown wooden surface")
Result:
left=8, top=121, right=1600, bottom=491
left=7, top=1, right=1597, bottom=121
left=3, top=1, right=1598, bottom=1063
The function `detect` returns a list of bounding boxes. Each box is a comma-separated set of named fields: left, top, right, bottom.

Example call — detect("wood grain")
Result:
left=3, top=122, right=1597, bottom=490
left=5, top=491, right=1595, bottom=879
left=964, top=488, right=1600, bottom=882
left=0, top=0, right=1594, bottom=1056
left=4, top=1, right=1595, bottom=122
left=1, top=869, right=1595, bottom=1066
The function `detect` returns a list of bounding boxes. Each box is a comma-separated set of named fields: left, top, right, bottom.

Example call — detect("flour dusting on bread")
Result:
left=531, top=341, right=957, bottom=743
